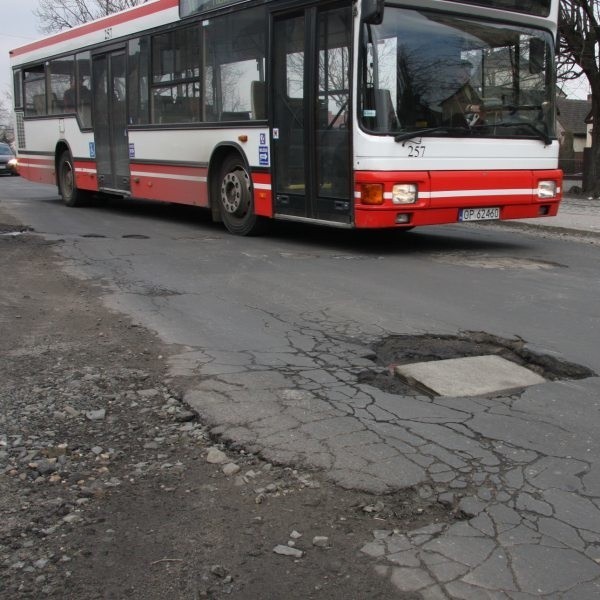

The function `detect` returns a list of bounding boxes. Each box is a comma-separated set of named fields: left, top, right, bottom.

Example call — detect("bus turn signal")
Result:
left=361, top=183, right=384, bottom=205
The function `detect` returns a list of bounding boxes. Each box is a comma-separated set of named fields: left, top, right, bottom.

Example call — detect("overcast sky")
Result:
left=1, top=0, right=40, bottom=98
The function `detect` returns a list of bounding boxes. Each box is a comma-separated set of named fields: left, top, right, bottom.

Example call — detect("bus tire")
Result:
left=217, top=154, right=267, bottom=236
left=58, top=151, right=88, bottom=207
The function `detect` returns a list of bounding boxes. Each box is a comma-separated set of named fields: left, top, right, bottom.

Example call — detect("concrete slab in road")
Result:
left=395, top=354, right=546, bottom=397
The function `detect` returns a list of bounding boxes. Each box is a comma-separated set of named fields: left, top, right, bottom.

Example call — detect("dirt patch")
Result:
left=0, top=228, right=460, bottom=599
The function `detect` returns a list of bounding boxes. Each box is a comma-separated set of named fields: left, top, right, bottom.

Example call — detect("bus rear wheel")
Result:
left=58, top=151, right=88, bottom=207
left=217, top=155, right=267, bottom=236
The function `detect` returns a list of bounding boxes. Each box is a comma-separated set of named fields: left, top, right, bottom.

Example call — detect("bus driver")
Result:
left=440, top=60, right=483, bottom=126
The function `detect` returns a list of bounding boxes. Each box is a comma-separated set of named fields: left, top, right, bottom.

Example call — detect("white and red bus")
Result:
left=11, top=0, right=562, bottom=235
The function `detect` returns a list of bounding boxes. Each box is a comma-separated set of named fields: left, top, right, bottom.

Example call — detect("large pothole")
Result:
left=358, top=331, right=595, bottom=397
left=0, top=223, right=34, bottom=236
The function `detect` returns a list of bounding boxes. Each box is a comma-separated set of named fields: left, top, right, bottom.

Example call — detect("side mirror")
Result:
left=361, top=0, right=384, bottom=24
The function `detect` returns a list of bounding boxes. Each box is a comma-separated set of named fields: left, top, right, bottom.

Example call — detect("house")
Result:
left=556, top=97, right=592, bottom=175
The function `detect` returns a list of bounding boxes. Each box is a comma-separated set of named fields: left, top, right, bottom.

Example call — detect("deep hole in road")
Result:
left=0, top=223, right=34, bottom=235
left=358, top=331, right=595, bottom=397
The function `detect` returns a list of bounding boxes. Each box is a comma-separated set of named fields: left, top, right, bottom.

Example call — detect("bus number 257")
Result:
left=407, top=144, right=426, bottom=158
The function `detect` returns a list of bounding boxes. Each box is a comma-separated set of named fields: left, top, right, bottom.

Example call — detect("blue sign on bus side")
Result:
left=89, top=142, right=95, bottom=158
left=259, top=145, right=269, bottom=166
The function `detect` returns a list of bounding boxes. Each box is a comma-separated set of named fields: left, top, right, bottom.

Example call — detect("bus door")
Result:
left=272, top=4, right=352, bottom=224
left=92, top=50, right=130, bottom=193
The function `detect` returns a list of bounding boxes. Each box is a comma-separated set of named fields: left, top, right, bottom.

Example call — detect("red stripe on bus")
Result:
left=18, top=156, right=53, bottom=163
left=428, top=170, right=530, bottom=206
left=74, top=161, right=99, bottom=192
left=16, top=156, right=54, bottom=186
left=130, top=178, right=207, bottom=205
left=251, top=172, right=272, bottom=185
left=430, top=170, right=531, bottom=190
left=11, top=0, right=178, bottom=57
left=129, top=163, right=208, bottom=206
left=251, top=172, right=273, bottom=217
left=130, top=163, right=207, bottom=178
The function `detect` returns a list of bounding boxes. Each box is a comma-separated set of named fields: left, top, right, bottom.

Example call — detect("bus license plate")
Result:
left=459, top=207, right=500, bottom=222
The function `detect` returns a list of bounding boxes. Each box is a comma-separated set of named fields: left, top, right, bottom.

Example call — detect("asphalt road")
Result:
left=2, top=176, right=600, bottom=598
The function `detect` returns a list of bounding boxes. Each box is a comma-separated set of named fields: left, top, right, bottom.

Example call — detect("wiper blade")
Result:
left=395, top=122, right=552, bottom=146
left=394, top=127, right=468, bottom=143
left=486, top=122, right=552, bottom=145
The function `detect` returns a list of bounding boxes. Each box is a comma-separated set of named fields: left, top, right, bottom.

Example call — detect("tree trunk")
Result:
left=585, top=82, right=600, bottom=195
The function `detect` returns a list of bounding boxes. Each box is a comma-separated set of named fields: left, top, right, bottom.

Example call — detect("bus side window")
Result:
left=203, top=6, right=266, bottom=123
left=78, top=82, right=92, bottom=128
left=76, top=53, right=93, bottom=128
left=33, top=94, right=46, bottom=115
left=150, top=28, right=200, bottom=125
left=50, top=93, right=61, bottom=114
left=128, top=39, right=149, bottom=125
left=204, top=104, right=216, bottom=122
left=49, top=55, right=75, bottom=115
left=24, top=65, right=47, bottom=117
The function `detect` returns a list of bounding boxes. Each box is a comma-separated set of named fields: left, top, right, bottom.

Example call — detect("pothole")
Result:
left=359, top=332, right=594, bottom=397
left=0, top=224, right=34, bottom=236
left=431, top=252, right=567, bottom=271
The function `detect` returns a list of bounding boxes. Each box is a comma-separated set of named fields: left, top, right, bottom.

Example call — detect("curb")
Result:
left=489, top=219, right=600, bottom=239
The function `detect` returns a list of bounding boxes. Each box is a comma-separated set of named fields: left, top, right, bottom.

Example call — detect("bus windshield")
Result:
left=360, top=8, right=555, bottom=142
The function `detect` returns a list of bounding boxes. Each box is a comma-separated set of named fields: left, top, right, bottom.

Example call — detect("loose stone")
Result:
left=85, top=409, right=106, bottom=421
left=210, top=565, right=229, bottom=578
left=206, top=448, right=228, bottom=464
left=273, top=545, right=304, bottom=558
left=222, top=463, right=240, bottom=476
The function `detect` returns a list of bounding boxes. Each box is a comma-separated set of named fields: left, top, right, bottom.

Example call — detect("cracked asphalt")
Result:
left=3, top=177, right=600, bottom=598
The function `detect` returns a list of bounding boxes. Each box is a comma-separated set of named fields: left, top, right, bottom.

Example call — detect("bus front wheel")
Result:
left=217, top=155, right=267, bottom=236
left=58, top=152, right=88, bottom=207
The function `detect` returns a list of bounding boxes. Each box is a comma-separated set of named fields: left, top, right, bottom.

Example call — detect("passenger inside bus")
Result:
left=62, top=77, right=77, bottom=111
left=63, top=75, right=91, bottom=113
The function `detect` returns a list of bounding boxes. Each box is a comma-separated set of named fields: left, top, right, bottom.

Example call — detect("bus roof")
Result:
left=10, top=0, right=559, bottom=67
left=10, top=0, right=178, bottom=65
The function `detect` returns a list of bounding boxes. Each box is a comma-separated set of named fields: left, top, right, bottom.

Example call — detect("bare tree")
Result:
left=559, top=0, right=598, bottom=192
left=0, top=92, right=15, bottom=144
left=35, top=0, right=145, bottom=34
left=0, top=93, right=10, bottom=125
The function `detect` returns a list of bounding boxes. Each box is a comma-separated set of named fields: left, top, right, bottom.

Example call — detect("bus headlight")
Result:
left=392, top=184, right=418, bottom=204
left=537, top=180, right=557, bottom=199
left=8, top=158, right=17, bottom=168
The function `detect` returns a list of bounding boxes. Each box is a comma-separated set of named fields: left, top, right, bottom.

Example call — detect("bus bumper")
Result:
left=354, top=169, right=563, bottom=229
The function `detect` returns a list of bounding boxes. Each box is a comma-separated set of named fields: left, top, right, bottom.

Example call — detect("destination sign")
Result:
left=180, top=0, right=248, bottom=18
left=443, top=0, right=551, bottom=17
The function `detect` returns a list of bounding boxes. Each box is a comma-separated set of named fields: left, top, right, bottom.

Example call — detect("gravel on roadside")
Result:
left=0, top=223, right=449, bottom=599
